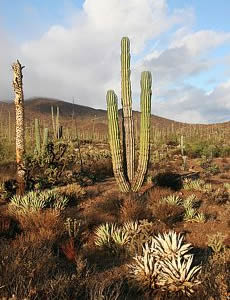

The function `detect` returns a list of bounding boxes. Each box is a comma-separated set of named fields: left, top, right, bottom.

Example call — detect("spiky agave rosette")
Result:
left=128, top=250, right=161, bottom=291
left=157, top=255, right=202, bottom=296
left=146, top=231, right=193, bottom=260
left=128, top=230, right=202, bottom=295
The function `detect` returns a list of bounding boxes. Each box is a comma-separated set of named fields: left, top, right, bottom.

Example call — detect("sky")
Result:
left=0, top=0, right=230, bottom=124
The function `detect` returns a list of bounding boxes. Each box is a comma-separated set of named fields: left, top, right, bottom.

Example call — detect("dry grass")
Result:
left=149, top=202, right=184, bottom=226
left=120, top=194, right=149, bottom=222
left=0, top=155, right=230, bottom=299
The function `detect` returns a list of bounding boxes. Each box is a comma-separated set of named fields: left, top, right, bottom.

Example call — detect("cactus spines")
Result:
left=132, top=71, right=152, bottom=192
left=12, top=59, right=26, bottom=195
left=121, top=37, right=135, bottom=182
left=107, top=38, right=152, bottom=192
left=107, top=90, right=130, bottom=192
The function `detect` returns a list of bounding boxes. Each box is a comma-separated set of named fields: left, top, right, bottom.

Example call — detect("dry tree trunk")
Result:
left=12, top=60, right=26, bottom=195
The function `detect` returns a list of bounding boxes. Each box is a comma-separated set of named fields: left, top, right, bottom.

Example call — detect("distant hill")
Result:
left=0, top=97, right=229, bottom=134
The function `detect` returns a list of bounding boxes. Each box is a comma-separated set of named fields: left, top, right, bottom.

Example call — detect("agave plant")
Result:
left=223, top=182, right=230, bottom=191
left=193, top=212, right=206, bottom=223
left=9, top=191, right=46, bottom=213
left=183, top=179, right=205, bottom=191
left=161, top=194, right=182, bottom=206
left=157, top=255, right=202, bottom=296
left=183, top=194, right=197, bottom=209
left=201, top=183, right=212, bottom=193
left=128, top=231, right=202, bottom=295
left=128, top=251, right=161, bottom=290
left=9, top=190, right=69, bottom=214
left=122, top=221, right=139, bottom=234
left=183, top=207, right=197, bottom=222
left=111, top=227, right=130, bottom=248
left=94, top=223, right=117, bottom=247
left=207, top=232, right=226, bottom=253
left=146, top=231, right=192, bottom=260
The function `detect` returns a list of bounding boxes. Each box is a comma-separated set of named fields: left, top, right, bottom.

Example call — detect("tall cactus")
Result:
left=107, top=37, right=152, bottom=192
left=132, top=71, right=152, bottom=192
left=107, top=91, right=130, bottom=192
left=35, top=118, right=41, bottom=154
left=121, top=37, right=135, bottom=182
left=34, top=118, right=49, bottom=155
left=12, top=60, right=26, bottom=195
left=51, top=106, right=61, bottom=139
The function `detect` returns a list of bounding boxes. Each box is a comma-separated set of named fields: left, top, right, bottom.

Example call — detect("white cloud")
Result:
left=169, top=29, right=230, bottom=56
left=0, top=0, right=230, bottom=123
left=151, top=81, right=230, bottom=123
left=0, top=28, right=17, bottom=100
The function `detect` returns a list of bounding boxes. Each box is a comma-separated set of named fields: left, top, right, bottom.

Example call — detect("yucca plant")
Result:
left=107, top=37, right=152, bottom=192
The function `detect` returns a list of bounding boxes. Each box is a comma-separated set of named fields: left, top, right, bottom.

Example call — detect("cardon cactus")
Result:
left=106, top=37, right=152, bottom=192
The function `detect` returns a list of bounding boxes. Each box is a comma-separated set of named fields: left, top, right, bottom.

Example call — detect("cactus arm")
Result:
left=121, top=37, right=135, bottom=182
left=34, top=118, right=41, bottom=154
left=107, top=90, right=130, bottom=192
left=42, top=128, right=49, bottom=154
left=56, top=106, right=60, bottom=139
left=132, top=71, right=152, bottom=192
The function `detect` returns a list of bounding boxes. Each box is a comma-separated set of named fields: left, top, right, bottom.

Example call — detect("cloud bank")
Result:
left=0, top=0, right=230, bottom=123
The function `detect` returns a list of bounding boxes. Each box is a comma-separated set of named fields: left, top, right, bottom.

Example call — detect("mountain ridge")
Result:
left=0, top=97, right=229, bottom=129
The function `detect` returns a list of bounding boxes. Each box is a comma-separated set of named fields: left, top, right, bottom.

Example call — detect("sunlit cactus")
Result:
left=106, top=37, right=152, bottom=192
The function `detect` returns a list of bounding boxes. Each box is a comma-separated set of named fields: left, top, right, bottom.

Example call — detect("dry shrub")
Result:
left=55, top=183, right=86, bottom=199
left=146, top=187, right=172, bottom=206
left=199, top=249, right=230, bottom=300
left=13, top=209, right=63, bottom=243
left=0, top=214, right=18, bottom=237
left=0, top=236, right=89, bottom=299
left=84, top=211, right=117, bottom=231
left=61, top=237, right=77, bottom=262
left=120, top=195, right=148, bottom=222
left=149, top=202, right=184, bottom=226
left=87, top=277, right=124, bottom=300
left=94, top=192, right=123, bottom=217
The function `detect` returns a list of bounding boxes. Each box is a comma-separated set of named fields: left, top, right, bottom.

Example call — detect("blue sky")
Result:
left=0, top=0, right=230, bottom=123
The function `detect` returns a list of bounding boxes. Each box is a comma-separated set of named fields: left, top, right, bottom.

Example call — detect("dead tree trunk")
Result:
left=12, top=60, right=26, bottom=195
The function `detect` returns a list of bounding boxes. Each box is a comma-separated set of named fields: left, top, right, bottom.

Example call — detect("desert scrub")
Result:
left=9, top=189, right=69, bottom=214
left=183, top=178, right=212, bottom=192
left=94, top=220, right=156, bottom=256
left=207, top=232, right=227, bottom=253
left=128, top=231, right=201, bottom=296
